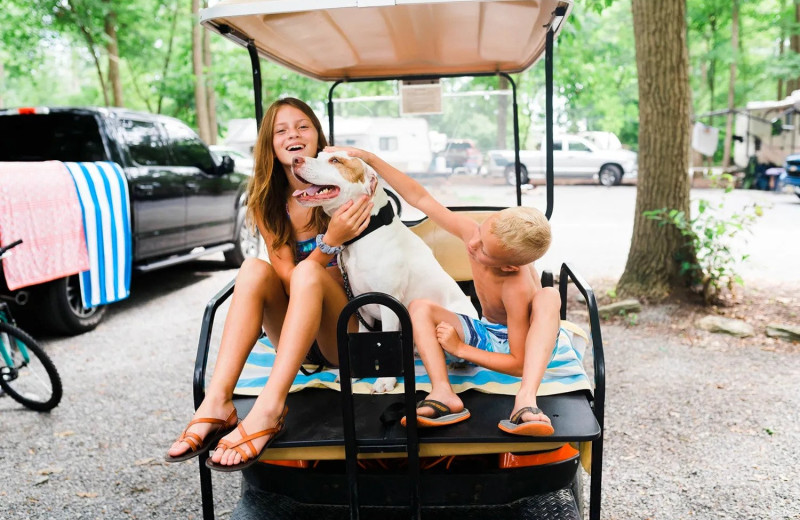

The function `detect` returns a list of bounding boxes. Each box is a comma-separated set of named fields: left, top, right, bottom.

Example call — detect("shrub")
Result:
left=644, top=174, right=764, bottom=304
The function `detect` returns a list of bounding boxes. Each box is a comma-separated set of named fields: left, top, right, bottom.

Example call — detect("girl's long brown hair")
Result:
left=247, top=98, right=329, bottom=252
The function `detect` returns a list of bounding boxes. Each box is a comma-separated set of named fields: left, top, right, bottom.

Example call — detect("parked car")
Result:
left=781, top=154, right=800, bottom=198
left=486, top=134, right=638, bottom=186
left=0, top=106, right=258, bottom=334
left=443, top=138, right=483, bottom=174
left=210, top=144, right=255, bottom=175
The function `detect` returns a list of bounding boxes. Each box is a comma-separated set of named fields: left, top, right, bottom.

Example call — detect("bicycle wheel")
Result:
left=0, top=322, right=62, bottom=411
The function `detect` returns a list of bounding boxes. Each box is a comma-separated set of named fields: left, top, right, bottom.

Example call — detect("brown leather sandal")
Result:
left=205, top=406, right=288, bottom=472
left=165, top=408, right=238, bottom=463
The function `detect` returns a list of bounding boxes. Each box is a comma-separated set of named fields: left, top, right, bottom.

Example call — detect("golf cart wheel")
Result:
left=43, top=275, right=106, bottom=335
left=505, top=164, right=529, bottom=185
left=598, top=164, right=622, bottom=186
left=225, top=206, right=263, bottom=267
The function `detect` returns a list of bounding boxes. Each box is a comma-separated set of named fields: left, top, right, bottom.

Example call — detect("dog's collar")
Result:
left=343, top=202, right=395, bottom=246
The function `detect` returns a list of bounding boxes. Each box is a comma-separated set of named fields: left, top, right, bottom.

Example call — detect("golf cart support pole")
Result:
left=247, top=40, right=263, bottom=126
left=501, top=72, right=523, bottom=208
left=545, top=26, right=555, bottom=220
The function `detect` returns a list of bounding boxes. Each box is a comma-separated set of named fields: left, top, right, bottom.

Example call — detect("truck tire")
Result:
left=598, top=164, right=622, bottom=186
left=225, top=206, right=263, bottom=267
left=43, top=275, right=106, bottom=335
left=505, top=164, right=529, bottom=185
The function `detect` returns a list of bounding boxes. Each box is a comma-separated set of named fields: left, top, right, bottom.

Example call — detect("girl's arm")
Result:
left=259, top=196, right=373, bottom=292
left=325, top=146, right=475, bottom=242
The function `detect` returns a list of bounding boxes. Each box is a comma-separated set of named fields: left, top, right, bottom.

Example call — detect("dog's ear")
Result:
left=362, top=162, right=379, bottom=197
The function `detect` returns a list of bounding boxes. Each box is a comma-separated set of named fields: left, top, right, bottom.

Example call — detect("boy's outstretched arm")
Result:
left=325, top=146, right=474, bottom=241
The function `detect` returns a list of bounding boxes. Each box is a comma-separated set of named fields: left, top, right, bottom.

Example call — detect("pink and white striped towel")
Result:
left=0, top=161, right=89, bottom=290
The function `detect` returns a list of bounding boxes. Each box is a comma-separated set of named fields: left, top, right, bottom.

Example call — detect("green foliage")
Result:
left=643, top=174, right=764, bottom=303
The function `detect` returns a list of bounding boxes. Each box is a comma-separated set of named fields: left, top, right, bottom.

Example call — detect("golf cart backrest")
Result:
left=408, top=210, right=495, bottom=282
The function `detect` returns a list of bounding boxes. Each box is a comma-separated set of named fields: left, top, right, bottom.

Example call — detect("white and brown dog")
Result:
left=292, top=151, right=478, bottom=392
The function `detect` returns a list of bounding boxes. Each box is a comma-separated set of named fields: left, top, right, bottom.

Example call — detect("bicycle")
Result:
left=0, top=239, right=63, bottom=411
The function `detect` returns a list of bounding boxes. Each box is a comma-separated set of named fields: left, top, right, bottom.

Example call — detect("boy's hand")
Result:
left=436, top=322, right=462, bottom=356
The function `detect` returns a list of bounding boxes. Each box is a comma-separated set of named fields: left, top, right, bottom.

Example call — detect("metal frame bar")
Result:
left=559, top=263, right=605, bottom=520
left=193, top=277, right=237, bottom=520
left=336, top=293, right=420, bottom=520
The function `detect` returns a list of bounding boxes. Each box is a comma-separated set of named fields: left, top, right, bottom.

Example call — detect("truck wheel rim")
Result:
left=66, top=276, right=97, bottom=318
left=239, top=224, right=260, bottom=258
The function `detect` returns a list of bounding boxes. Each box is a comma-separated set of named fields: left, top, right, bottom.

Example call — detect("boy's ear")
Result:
left=499, top=265, right=520, bottom=273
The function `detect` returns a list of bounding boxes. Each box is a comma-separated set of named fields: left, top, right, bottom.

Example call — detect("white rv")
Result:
left=733, top=90, right=800, bottom=168
left=331, top=117, right=433, bottom=174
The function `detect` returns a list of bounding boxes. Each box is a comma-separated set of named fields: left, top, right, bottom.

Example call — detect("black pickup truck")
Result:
left=0, top=107, right=257, bottom=335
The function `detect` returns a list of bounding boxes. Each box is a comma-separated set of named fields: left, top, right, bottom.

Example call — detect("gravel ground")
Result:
left=1, top=258, right=798, bottom=519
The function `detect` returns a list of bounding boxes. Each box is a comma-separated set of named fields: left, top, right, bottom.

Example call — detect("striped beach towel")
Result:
left=64, top=162, right=132, bottom=307
left=234, top=320, right=592, bottom=397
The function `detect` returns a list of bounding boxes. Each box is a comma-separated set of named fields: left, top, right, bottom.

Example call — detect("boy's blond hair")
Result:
left=490, top=206, right=551, bottom=266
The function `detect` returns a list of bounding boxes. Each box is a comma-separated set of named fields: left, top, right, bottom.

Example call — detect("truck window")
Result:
left=569, top=141, right=590, bottom=152
left=0, top=113, right=106, bottom=162
left=119, top=119, right=169, bottom=166
left=553, top=141, right=563, bottom=151
left=162, top=119, right=216, bottom=172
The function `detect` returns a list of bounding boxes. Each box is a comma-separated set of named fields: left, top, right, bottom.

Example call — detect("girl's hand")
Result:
left=324, top=146, right=374, bottom=164
left=323, top=195, right=373, bottom=247
left=436, top=322, right=462, bottom=356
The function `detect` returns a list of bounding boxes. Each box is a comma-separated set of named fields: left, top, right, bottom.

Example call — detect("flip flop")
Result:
left=498, top=406, right=554, bottom=437
left=205, top=406, right=288, bottom=472
left=165, top=408, right=238, bottom=463
left=400, top=399, right=471, bottom=428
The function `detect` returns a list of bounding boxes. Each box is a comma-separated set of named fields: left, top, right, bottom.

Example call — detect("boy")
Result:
left=326, top=146, right=561, bottom=436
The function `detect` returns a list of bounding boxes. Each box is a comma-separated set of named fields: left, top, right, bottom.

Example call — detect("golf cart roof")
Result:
left=200, top=0, right=573, bottom=81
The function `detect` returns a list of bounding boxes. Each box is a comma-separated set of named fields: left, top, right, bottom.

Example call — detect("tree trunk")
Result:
left=104, top=5, right=123, bottom=107
left=158, top=0, right=181, bottom=114
left=192, top=0, right=211, bottom=142
left=618, top=0, right=693, bottom=300
left=778, top=0, right=786, bottom=99
left=791, top=2, right=800, bottom=95
left=496, top=75, right=508, bottom=150
left=0, top=61, right=4, bottom=109
left=722, top=0, right=739, bottom=169
left=203, top=9, right=218, bottom=145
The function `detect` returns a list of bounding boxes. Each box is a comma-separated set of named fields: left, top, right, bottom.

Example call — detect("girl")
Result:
left=166, top=98, right=372, bottom=470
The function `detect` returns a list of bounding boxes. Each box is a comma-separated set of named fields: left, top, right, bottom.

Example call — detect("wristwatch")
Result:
left=316, top=234, right=343, bottom=255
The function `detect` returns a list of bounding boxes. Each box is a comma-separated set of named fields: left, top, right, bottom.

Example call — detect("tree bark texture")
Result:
left=619, top=0, right=693, bottom=299
left=722, top=0, right=738, bottom=168
left=104, top=7, right=123, bottom=107
left=192, top=0, right=210, bottom=143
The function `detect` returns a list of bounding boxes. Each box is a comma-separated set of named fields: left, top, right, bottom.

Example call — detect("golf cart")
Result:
left=193, top=1, right=604, bottom=519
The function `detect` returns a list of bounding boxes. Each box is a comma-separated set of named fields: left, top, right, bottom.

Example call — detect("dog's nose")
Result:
left=293, top=156, right=305, bottom=166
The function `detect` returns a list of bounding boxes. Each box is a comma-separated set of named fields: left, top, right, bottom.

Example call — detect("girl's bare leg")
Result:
left=168, top=258, right=288, bottom=458
left=511, top=287, right=561, bottom=423
left=408, top=299, right=466, bottom=418
left=212, top=261, right=351, bottom=466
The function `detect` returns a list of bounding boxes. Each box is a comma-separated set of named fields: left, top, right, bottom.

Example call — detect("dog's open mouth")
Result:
left=292, top=184, right=340, bottom=202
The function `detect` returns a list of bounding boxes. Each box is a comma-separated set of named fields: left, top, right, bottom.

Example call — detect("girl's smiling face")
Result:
left=272, top=105, right=320, bottom=169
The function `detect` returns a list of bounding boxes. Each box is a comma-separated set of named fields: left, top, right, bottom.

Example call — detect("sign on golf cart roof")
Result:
left=200, top=0, right=572, bottom=81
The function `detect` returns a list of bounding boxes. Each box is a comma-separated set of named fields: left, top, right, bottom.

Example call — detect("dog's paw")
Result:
left=372, top=377, right=397, bottom=394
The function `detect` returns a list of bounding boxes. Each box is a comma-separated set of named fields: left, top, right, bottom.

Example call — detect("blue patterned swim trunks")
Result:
left=455, top=314, right=510, bottom=354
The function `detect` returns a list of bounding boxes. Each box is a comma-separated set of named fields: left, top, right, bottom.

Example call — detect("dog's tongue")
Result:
left=293, top=186, right=321, bottom=197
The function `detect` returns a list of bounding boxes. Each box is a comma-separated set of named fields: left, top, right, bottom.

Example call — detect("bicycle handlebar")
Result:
left=0, top=239, right=23, bottom=258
